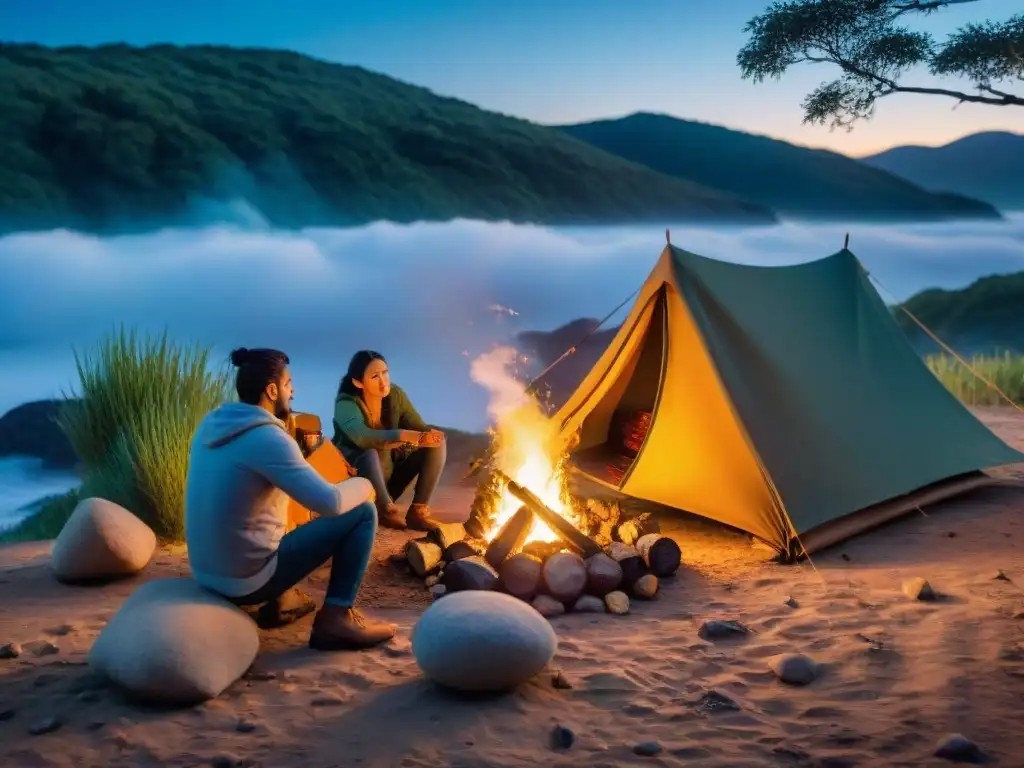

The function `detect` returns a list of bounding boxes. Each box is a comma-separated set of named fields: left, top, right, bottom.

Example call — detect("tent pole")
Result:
left=843, top=232, right=850, bottom=249
left=665, top=227, right=671, bottom=245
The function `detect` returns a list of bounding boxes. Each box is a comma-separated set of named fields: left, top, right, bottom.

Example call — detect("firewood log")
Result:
left=429, top=522, right=467, bottom=552
left=444, top=538, right=486, bottom=562
left=405, top=537, right=443, bottom=577
left=585, top=552, right=623, bottom=596
left=496, top=471, right=602, bottom=558
left=484, top=506, right=533, bottom=568
left=541, top=552, right=588, bottom=603
left=635, top=533, right=682, bottom=577
left=499, top=553, right=543, bottom=601
left=608, top=541, right=647, bottom=591
left=442, top=555, right=499, bottom=592
left=614, top=511, right=660, bottom=547
left=521, top=540, right=564, bottom=560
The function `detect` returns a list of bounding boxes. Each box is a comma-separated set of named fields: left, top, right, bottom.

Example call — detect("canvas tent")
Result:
left=555, top=244, right=1024, bottom=560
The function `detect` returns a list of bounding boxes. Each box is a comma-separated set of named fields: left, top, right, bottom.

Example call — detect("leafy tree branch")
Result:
left=738, top=0, right=1023, bottom=129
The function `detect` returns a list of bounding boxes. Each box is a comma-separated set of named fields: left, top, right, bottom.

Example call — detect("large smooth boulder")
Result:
left=50, top=497, right=156, bottom=582
left=88, top=578, right=260, bottom=706
left=411, top=590, right=558, bottom=692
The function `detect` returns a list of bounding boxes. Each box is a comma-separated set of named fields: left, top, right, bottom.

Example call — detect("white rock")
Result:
left=412, top=590, right=558, bottom=692
left=88, top=578, right=259, bottom=706
left=50, top=497, right=156, bottom=582
left=605, top=591, right=630, bottom=614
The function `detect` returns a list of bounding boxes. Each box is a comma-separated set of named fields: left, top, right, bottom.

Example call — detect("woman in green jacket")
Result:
left=332, top=350, right=446, bottom=531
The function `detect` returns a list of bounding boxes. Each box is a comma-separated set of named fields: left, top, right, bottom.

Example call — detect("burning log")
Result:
left=585, top=552, right=623, bottom=596
left=542, top=552, right=588, bottom=603
left=443, top=556, right=499, bottom=592
left=635, top=533, right=682, bottom=578
left=585, top=499, right=621, bottom=548
left=496, top=471, right=602, bottom=558
left=405, top=538, right=443, bottom=578
left=608, top=541, right=648, bottom=591
left=444, top=539, right=486, bottom=562
left=499, top=553, right=543, bottom=601
left=522, top=541, right=565, bottom=560
left=615, top=511, right=660, bottom=547
left=484, top=506, right=534, bottom=569
left=429, top=522, right=467, bottom=551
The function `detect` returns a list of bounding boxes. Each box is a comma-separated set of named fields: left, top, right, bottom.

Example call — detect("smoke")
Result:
left=469, top=345, right=533, bottom=423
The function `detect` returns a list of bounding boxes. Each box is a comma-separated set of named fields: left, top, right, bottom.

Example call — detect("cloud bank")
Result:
left=1, top=213, right=1022, bottom=431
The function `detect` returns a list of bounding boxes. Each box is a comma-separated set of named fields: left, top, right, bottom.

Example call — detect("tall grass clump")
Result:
left=55, top=326, right=234, bottom=540
left=926, top=352, right=1024, bottom=407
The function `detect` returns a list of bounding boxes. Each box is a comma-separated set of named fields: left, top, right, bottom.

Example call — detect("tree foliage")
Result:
left=0, top=43, right=774, bottom=235
left=738, top=0, right=1023, bottom=129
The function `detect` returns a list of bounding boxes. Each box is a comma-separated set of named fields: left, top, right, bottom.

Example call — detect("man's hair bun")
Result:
left=229, top=347, right=251, bottom=367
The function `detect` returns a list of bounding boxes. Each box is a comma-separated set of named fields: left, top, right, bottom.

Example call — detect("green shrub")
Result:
left=926, top=352, right=1024, bottom=407
left=50, top=326, right=233, bottom=540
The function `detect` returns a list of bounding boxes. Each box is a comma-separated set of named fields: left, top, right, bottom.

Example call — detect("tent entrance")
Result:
left=569, top=288, right=668, bottom=490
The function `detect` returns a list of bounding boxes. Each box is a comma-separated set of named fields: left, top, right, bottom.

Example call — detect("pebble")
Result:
left=604, top=591, right=630, bottom=615
left=633, top=741, right=663, bottom=756
left=994, top=570, right=1010, bottom=581
left=698, top=620, right=750, bottom=640
left=770, top=653, right=818, bottom=686
left=0, top=642, right=21, bottom=659
left=236, top=719, right=258, bottom=733
left=572, top=595, right=604, bottom=613
left=933, top=733, right=986, bottom=763
left=696, top=689, right=740, bottom=712
left=550, top=724, right=575, bottom=750
left=44, top=623, right=78, bottom=637
left=28, top=716, right=62, bottom=735
left=784, top=596, right=799, bottom=608
left=551, top=669, right=573, bottom=689
left=429, top=584, right=447, bottom=600
left=25, top=640, right=60, bottom=657
left=532, top=595, right=565, bottom=618
left=902, top=577, right=936, bottom=601
left=633, top=574, right=658, bottom=599
left=310, top=693, right=346, bottom=707
left=425, top=575, right=440, bottom=588
left=382, top=638, right=412, bottom=658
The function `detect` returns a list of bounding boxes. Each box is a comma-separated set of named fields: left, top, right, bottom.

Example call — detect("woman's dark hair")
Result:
left=337, top=350, right=387, bottom=398
left=230, top=347, right=290, bottom=405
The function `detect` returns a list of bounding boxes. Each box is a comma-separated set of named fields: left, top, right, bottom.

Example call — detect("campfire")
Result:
left=398, top=347, right=683, bottom=617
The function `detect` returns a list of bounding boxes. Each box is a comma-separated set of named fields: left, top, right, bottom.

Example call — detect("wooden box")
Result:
left=285, top=413, right=357, bottom=531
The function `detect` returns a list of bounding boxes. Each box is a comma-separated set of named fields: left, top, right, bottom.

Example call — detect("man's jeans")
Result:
left=231, top=500, right=377, bottom=609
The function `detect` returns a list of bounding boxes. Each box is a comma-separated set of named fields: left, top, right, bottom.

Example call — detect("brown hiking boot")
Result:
left=308, top=605, right=397, bottom=650
left=241, top=588, right=317, bottom=629
left=406, top=503, right=439, bottom=532
left=378, top=503, right=407, bottom=530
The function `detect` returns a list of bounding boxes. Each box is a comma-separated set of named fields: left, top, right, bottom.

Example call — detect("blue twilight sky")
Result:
left=3, top=0, right=1021, bottom=155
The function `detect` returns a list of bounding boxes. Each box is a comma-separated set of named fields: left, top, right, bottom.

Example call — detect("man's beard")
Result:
left=273, top=399, right=291, bottom=421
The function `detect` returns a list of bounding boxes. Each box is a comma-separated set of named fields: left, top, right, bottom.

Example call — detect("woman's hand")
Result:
left=420, top=429, right=445, bottom=448
left=399, top=430, right=423, bottom=446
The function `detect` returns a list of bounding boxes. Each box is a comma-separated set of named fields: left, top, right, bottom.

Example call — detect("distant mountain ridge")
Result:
left=556, top=112, right=1001, bottom=222
left=0, top=43, right=776, bottom=235
left=861, top=132, right=1024, bottom=211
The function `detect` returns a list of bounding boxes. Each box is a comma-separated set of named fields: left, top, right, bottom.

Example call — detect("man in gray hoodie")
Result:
left=185, top=347, right=396, bottom=650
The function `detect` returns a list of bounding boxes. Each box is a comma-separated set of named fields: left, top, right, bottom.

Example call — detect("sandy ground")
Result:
left=2, top=408, right=1024, bottom=767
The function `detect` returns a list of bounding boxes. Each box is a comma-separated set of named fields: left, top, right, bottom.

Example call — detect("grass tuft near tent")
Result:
left=926, top=352, right=1024, bottom=407
left=1, top=327, right=232, bottom=543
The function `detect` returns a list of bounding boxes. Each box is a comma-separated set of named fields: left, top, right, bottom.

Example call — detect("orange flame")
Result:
left=470, top=346, right=582, bottom=545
